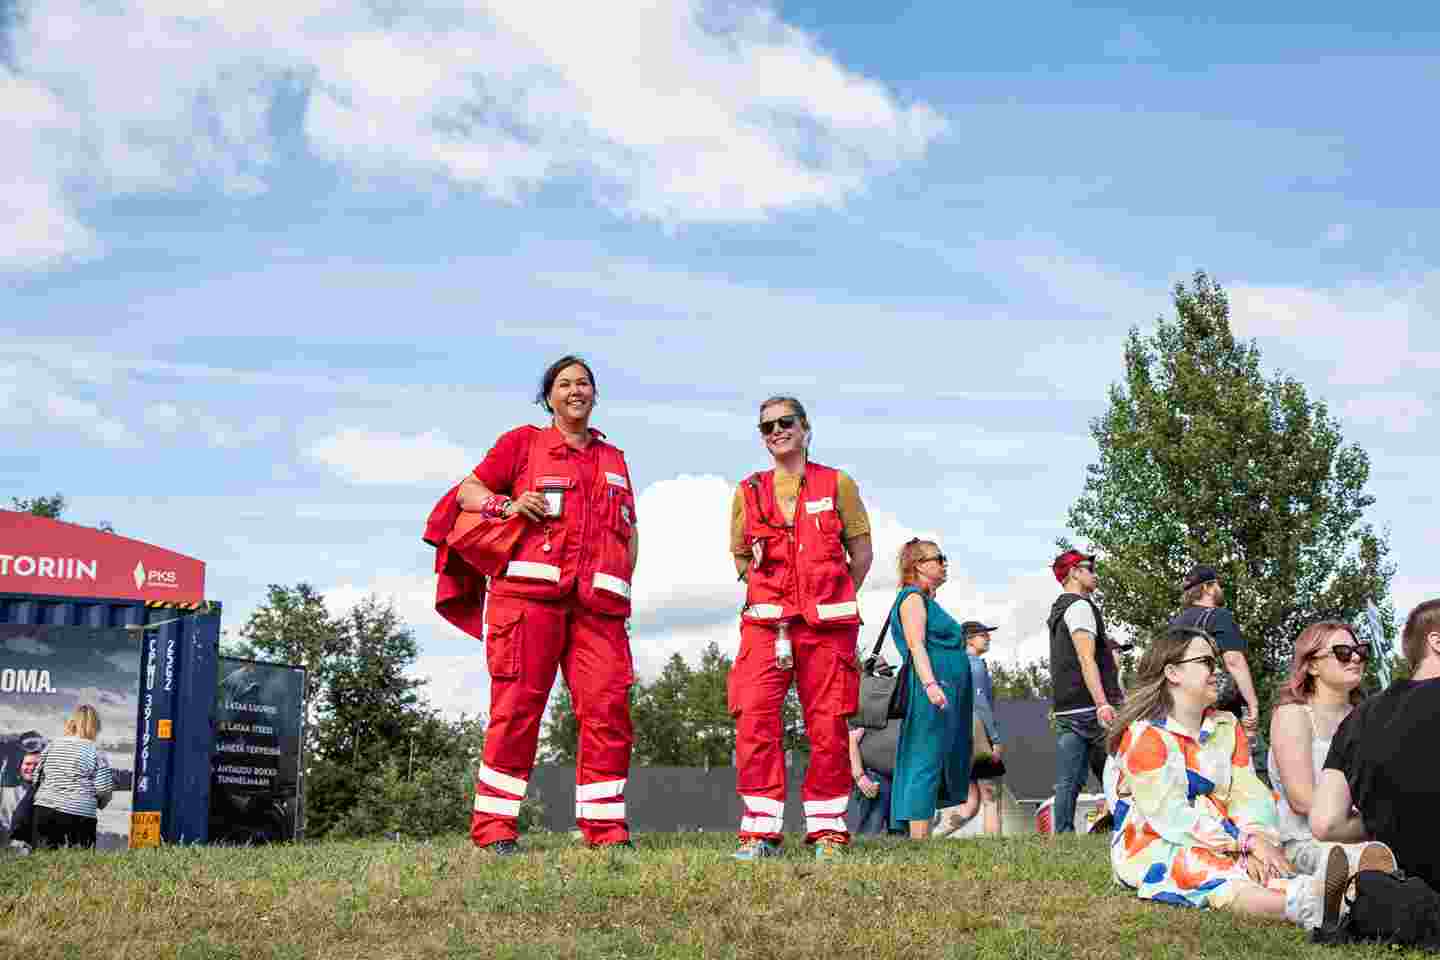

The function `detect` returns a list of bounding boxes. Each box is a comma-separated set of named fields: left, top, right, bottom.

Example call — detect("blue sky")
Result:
left=5, top=1, right=1437, bottom=715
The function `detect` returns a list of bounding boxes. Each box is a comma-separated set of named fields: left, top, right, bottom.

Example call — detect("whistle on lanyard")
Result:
left=536, top=475, right=574, bottom=518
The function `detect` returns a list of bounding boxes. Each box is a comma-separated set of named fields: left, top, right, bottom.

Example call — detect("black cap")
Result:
left=962, top=621, right=998, bottom=637
left=1182, top=564, right=1219, bottom=592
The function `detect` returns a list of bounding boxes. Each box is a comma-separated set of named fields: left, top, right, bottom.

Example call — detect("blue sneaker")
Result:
left=732, top=838, right=781, bottom=861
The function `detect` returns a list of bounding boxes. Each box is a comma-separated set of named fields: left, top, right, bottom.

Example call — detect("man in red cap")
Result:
left=1046, top=550, right=1123, bottom=834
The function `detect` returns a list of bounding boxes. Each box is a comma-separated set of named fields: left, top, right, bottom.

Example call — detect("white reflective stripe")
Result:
left=575, top=779, right=626, bottom=802
left=592, top=573, right=631, bottom=599
left=740, top=816, right=784, bottom=834
left=478, top=763, right=527, bottom=797
left=744, top=603, right=784, bottom=619
left=803, top=796, right=849, bottom=816
left=506, top=561, right=561, bottom=582
left=741, top=795, right=785, bottom=818
left=815, top=600, right=858, bottom=620
left=605, top=472, right=628, bottom=489
left=474, top=794, right=523, bottom=817
left=806, top=816, right=847, bottom=834
left=576, top=801, right=626, bottom=820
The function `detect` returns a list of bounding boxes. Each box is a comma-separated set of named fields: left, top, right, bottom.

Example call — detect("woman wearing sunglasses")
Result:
left=1268, top=623, right=1394, bottom=879
left=888, top=539, right=973, bottom=839
left=1107, top=625, right=1387, bottom=929
left=728, top=396, right=874, bottom=861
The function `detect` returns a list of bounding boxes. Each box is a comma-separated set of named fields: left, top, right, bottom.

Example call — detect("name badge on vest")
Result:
left=804, top=497, right=834, bottom=515
left=536, top=475, right=574, bottom=518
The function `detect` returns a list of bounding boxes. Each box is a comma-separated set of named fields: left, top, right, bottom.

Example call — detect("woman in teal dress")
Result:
left=889, top=538, right=973, bottom=838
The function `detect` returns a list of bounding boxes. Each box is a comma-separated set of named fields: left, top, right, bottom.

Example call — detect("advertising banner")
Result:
left=209, top=658, right=304, bottom=844
left=0, top=623, right=141, bottom=849
left=0, top=511, right=205, bottom=604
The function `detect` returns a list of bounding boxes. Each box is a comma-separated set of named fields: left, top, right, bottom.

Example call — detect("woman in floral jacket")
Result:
left=1106, top=625, right=1394, bottom=930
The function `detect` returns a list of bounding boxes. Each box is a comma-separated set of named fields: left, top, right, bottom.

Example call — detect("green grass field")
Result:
left=0, top=832, right=1429, bottom=959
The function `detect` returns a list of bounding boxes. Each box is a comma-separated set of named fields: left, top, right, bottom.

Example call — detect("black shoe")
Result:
left=482, top=839, right=521, bottom=856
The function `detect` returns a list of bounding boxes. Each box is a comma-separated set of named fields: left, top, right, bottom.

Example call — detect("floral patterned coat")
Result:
left=1106, top=709, right=1281, bottom=909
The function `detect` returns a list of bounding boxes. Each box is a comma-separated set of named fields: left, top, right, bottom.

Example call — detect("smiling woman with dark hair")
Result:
left=452, top=354, right=639, bottom=855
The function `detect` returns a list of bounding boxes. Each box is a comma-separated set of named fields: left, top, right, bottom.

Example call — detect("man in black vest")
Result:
left=1047, top=550, right=1124, bottom=834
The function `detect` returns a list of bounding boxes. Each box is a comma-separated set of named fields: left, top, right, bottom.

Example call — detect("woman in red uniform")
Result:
left=457, top=355, right=639, bottom=855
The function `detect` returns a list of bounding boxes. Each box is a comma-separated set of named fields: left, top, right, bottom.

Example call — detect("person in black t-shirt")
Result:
left=1314, top=598, right=1440, bottom=892
left=1170, top=565, right=1260, bottom=737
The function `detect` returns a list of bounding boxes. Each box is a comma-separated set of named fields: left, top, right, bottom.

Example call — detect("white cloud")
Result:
left=410, top=653, right=491, bottom=720
left=322, top=570, right=469, bottom=641
left=307, top=428, right=474, bottom=487
left=3, top=633, right=56, bottom=657
left=1, top=374, right=142, bottom=449
left=4, top=0, right=945, bottom=269
left=1228, top=275, right=1440, bottom=385
left=1342, top=391, right=1430, bottom=434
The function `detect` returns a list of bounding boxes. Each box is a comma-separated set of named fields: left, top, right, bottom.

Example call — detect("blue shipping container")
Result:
left=0, top=592, right=221, bottom=846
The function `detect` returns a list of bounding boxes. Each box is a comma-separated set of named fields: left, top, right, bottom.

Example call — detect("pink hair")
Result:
left=1274, top=620, right=1365, bottom=707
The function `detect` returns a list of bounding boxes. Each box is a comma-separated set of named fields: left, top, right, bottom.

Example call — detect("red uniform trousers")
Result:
left=728, top=617, right=860, bottom=844
left=471, top=591, right=634, bottom=847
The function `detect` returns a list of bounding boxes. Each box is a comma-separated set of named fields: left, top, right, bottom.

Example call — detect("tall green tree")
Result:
left=314, top=596, right=427, bottom=765
left=226, top=584, right=347, bottom=724
left=1067, top=272, right=1394, bottom=706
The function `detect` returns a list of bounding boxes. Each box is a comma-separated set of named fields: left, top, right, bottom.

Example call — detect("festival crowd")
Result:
left=424, top=353, right=1440, bottom=946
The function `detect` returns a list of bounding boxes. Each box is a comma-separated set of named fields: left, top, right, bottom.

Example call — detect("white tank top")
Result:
left=1267, top=705, right=1331, bottom=843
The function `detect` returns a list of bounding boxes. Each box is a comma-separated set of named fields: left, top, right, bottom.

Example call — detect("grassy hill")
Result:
left=0, top=832, right=1430, bottom=958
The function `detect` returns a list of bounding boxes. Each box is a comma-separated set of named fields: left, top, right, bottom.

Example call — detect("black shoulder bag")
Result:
left=855, top=597, right=909, bottom=729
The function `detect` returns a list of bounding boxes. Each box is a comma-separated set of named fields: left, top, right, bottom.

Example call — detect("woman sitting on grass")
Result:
left=1269, top=621, right=1377, bottom=877
left=1107, top=626, right=1394, bottom=930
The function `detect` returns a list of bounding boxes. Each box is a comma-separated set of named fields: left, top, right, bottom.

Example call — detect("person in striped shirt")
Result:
left=32, top=705, right=113, bottom=849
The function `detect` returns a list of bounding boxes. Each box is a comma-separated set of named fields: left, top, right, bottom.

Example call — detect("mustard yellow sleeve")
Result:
left=836, top=471, right=871, bottom=541
left=730, top=485, right=749, bottom=558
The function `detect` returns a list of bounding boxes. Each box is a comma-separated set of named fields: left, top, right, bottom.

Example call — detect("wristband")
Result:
left=479, top=495, right=512, bottom=519
left=924, top=681, right=940, bottom=691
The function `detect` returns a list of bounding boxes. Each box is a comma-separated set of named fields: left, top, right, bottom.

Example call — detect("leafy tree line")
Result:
left=540, top=642, right=1056, bottom=765
left=539, top=641, right=807, bottom=766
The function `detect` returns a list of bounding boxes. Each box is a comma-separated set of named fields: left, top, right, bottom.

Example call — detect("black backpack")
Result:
left=1314, top=870, right=1440, bottom=950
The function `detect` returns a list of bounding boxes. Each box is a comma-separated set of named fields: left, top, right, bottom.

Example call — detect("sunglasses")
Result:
left=1314, top=643, right=1372, bottom=664
left=920, top=553, right=948, bottom=566
left=758, top=414, right=800, bottom=436
left=1075, top=561, right=1096, bottom=572
left=1174, top=655, right=1220, bottom=675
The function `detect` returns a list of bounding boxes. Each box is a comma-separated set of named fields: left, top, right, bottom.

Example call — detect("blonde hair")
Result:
left=63, top=704, right=101, bottom=740
left=1107, top=626, right=1217, bottom=754
left=897, top=538, right=938, bottom=586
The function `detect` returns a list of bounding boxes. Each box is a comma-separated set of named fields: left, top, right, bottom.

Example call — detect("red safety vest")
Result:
left=740, top=462, right=859, bottom=628
left=488, top=426, right=636, bottom=618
